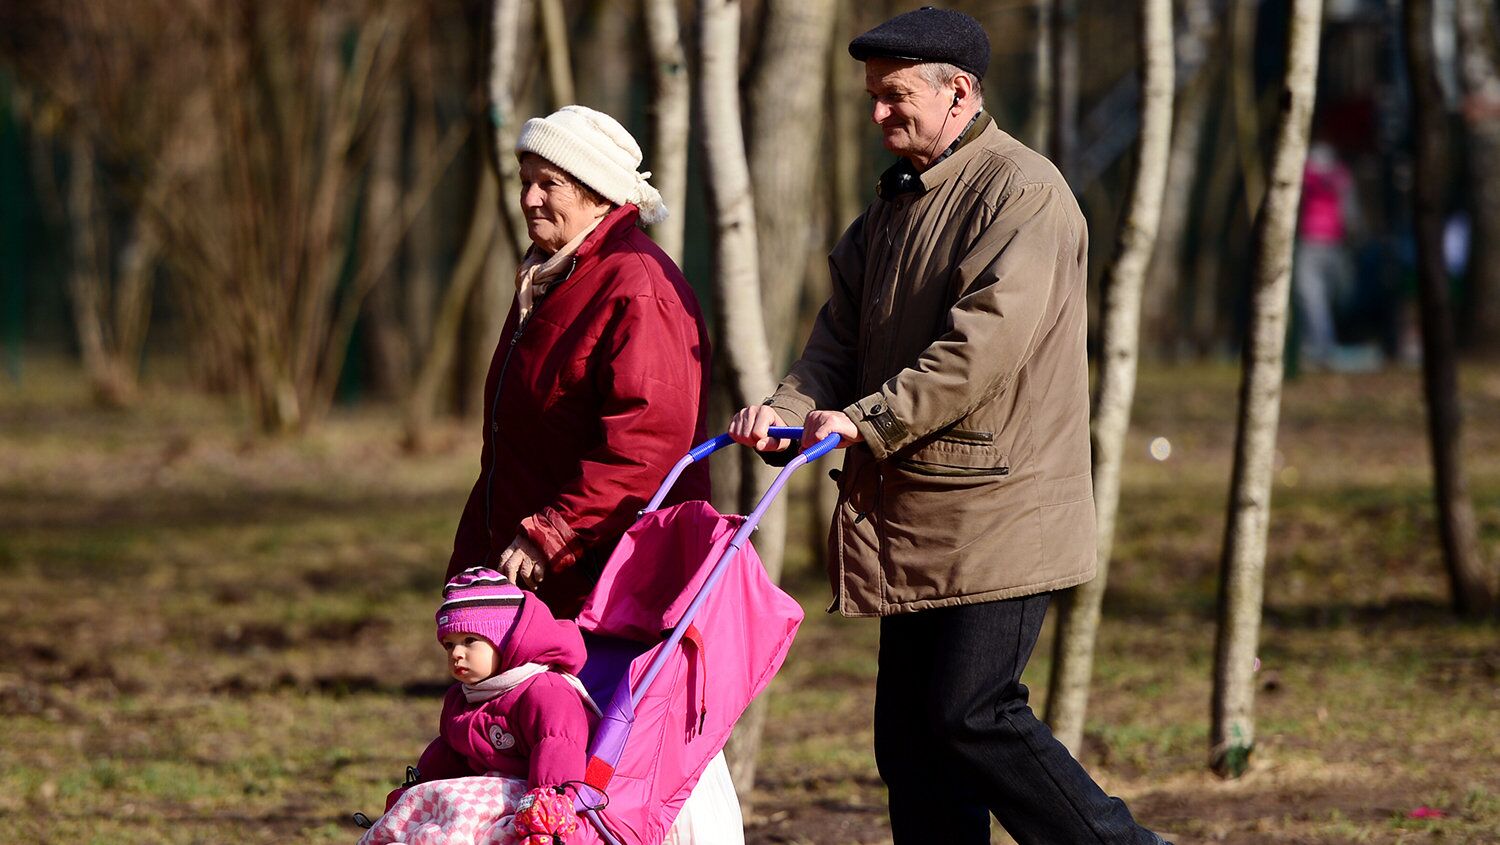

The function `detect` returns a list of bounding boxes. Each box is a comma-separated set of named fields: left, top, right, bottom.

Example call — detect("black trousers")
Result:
left=874, top=593, right=1166, bottom=844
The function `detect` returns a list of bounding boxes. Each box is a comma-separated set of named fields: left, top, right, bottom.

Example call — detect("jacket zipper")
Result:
left=939, top=429, right=995, bottom=445
left=483, top=256, right=580, bottom=543
left=484, top=315, right=531, bottom=542
left=860, top=192, right=929, bottom=405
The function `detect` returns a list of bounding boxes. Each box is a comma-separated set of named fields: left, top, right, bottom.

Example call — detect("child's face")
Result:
left=440, top=632, right=499, bottom=683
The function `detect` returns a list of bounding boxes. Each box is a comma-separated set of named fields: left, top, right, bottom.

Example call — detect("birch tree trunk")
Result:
left=404, top=163, right=500, bottom=450
left=746, top=0, right=839, bottom=371
left=65, top=129, right=149, bottom=408
left=66, top=129, right=125, bottom=406
left=1190, top=88, right=1243, bottom=356
left=1028, top=0, right=1054, bottom=152
left=406, top=22, right=441, bottom=358
left=538, top=0, right=575, bottom=109
left=1210, top=0, right=1323, bottom=780
left=697, top=0, right=784, bottom=800
left=1142, top=0, right=1220, bottom=357
left=715, top=0, right=841, bottom=796
left=808, top=0, right=864, bottom=571
left=1045, top=0, right=1175, bottom=756
left=1455, top=0, right=1500, bottom=356
left=1051, top=0, right=1079, bottom=177
left=489, top=0, right=530, bottom=259
left=362, top=81, right=411, bottom=400
left=1231, top=0, right=1267, bottom=219
left=644, top=0, right=690, bottom=265
left=1405, top=0, right=1498, bottom=616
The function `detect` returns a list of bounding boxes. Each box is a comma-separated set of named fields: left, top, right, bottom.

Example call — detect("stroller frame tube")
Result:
left=580, top=428, right=839, bottom=843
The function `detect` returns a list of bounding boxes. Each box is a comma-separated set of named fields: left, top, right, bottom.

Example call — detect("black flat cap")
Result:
left=848, top=6, right=990, bottom=79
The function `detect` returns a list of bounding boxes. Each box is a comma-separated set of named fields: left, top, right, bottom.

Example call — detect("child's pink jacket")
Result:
left=415, top=594, right=597, bottom=789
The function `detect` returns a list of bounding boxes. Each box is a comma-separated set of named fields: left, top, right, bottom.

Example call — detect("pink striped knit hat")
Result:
left=436, top=567, right=525, bottom=652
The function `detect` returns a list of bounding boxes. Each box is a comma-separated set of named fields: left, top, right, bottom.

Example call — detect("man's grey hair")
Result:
left=918, top=62, right=984, bottom=108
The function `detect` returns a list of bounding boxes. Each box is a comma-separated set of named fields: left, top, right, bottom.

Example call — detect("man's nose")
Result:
left=521, top=186, right=543, bottom=207
left=871, top=102, right=890, bottom=124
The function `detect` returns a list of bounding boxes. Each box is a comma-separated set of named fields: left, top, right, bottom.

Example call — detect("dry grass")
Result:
left=1, top=357, right=1497, bottom=844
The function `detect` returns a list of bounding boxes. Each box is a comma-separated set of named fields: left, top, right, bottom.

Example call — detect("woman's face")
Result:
left=519, top=154, right=613, bottom=254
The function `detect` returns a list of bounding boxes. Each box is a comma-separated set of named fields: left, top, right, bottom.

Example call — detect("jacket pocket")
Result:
left=895, top=429, right=1010, bottom=477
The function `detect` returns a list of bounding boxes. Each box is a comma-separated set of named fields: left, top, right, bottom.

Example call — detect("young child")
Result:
left=360, top=567, right=599, bottom=845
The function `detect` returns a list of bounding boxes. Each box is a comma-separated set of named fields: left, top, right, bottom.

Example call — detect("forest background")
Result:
left=0, top=1, right=1496, bottom=843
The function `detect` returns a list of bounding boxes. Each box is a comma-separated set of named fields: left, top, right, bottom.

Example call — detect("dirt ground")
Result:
left=1, top=359, right=1497, bottom=844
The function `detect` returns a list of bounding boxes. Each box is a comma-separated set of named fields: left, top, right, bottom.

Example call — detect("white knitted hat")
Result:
left=515, top=105, right=668, bottom=225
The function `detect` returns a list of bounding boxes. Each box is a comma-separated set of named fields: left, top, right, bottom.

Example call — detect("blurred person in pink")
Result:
left=1295, top=141, right=1361, bottom=368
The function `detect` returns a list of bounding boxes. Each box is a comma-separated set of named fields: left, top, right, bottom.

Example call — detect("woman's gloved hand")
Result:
left=499, top=535, right=548, bottom=589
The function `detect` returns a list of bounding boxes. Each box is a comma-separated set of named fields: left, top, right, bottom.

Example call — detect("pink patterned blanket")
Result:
left=358, top=776, right=554, bottom=845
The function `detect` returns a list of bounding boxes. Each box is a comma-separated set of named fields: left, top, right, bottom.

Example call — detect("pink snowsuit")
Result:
left=415, top=595, right=597, bottom=789
left=359, top=593, right=602, bottom=845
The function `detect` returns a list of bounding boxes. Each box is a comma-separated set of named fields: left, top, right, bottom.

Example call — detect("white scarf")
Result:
left=462, top=662, right=602, bottom=716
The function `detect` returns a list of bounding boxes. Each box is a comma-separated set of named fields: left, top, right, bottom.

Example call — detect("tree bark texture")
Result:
left=1190, top=87, right=1243, bottom=356
left=1231, top=0, right=1267, bottom=219
left=1455, top=0, right=1500, bottom=355
left=490, top=0, right=531, bottom=259
left=1142, top=0, right=1221, bottom=357
left=65, top=129, right=132, bottom=407
left=1028, top=0, right=1054, bottom=153
left=1045, top=0, right=1175, bottom=756
left=362, top=80, right=412, bottom=400
left=404, top=163, right=500, bottom=451
left=1050, top=0, right=1079, bottom=178
left=746, top=0, right=839, bottom=371
left=64, top=128, right=158, bottom=408
left=644, top=0, right=690, bottom=265
left=1404, top=0, right=1498, bottom=616
left=538, top=0, right=575, bottom=109
left=697, top=0, right=787, bottom=801
left=574, top=0, right=634, bottom=122
left=405, top=20, right=441, bottom=360
left=1210, top=0, right=1322, bottom=780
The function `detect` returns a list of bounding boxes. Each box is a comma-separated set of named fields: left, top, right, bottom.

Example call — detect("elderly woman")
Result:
left=446, top=106, right=738, bottom=843
left=448, top=105, right=710, bottom=613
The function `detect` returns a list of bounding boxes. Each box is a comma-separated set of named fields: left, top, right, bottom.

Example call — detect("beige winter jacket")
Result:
left=767, top=116, right=1096, bottom=617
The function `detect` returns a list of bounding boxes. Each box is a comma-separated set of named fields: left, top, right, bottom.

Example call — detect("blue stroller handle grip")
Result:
left=647, top=427, right=842, bottom=515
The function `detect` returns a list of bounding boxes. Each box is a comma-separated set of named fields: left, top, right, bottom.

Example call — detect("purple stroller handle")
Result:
left=631, top=427, right=838, bottom=698
left=643, top=427, right=840, bottom=514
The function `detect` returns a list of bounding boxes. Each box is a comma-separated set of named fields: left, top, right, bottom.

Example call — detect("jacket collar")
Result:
left=574, top=203, right=640, bottom=262
left=521, top=202, right=641, bottom=269
left=919, top=111, right=995, bottom=192
left=875, top=111, right=993, bottom=201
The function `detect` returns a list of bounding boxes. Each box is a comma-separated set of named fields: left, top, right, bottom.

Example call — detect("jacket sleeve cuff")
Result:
left=754, top=396, right=808, bottom=468
left=763, top=392, right=813, bottom=426
left=521, top=510, right=584, bottom=573
left=844, top=392, right=911, bottom=462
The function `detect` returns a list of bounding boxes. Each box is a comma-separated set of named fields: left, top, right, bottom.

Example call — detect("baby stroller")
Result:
left=567, top=427, right=841, bottom=845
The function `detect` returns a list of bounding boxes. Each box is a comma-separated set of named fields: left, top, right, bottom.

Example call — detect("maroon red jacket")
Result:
left=449, top=204, right=711, bottom=617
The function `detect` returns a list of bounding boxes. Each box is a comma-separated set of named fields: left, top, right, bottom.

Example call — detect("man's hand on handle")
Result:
left=728, top=405, right=862, bottom=451
left=802, top=409, right=862, bottom=449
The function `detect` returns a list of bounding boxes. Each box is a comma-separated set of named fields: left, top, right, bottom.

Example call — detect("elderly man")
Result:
left=729, top=7, right=1168, bottom=844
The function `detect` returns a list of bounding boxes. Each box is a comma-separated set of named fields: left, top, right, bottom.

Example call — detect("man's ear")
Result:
left=951, top=72, right=975, bottom=109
